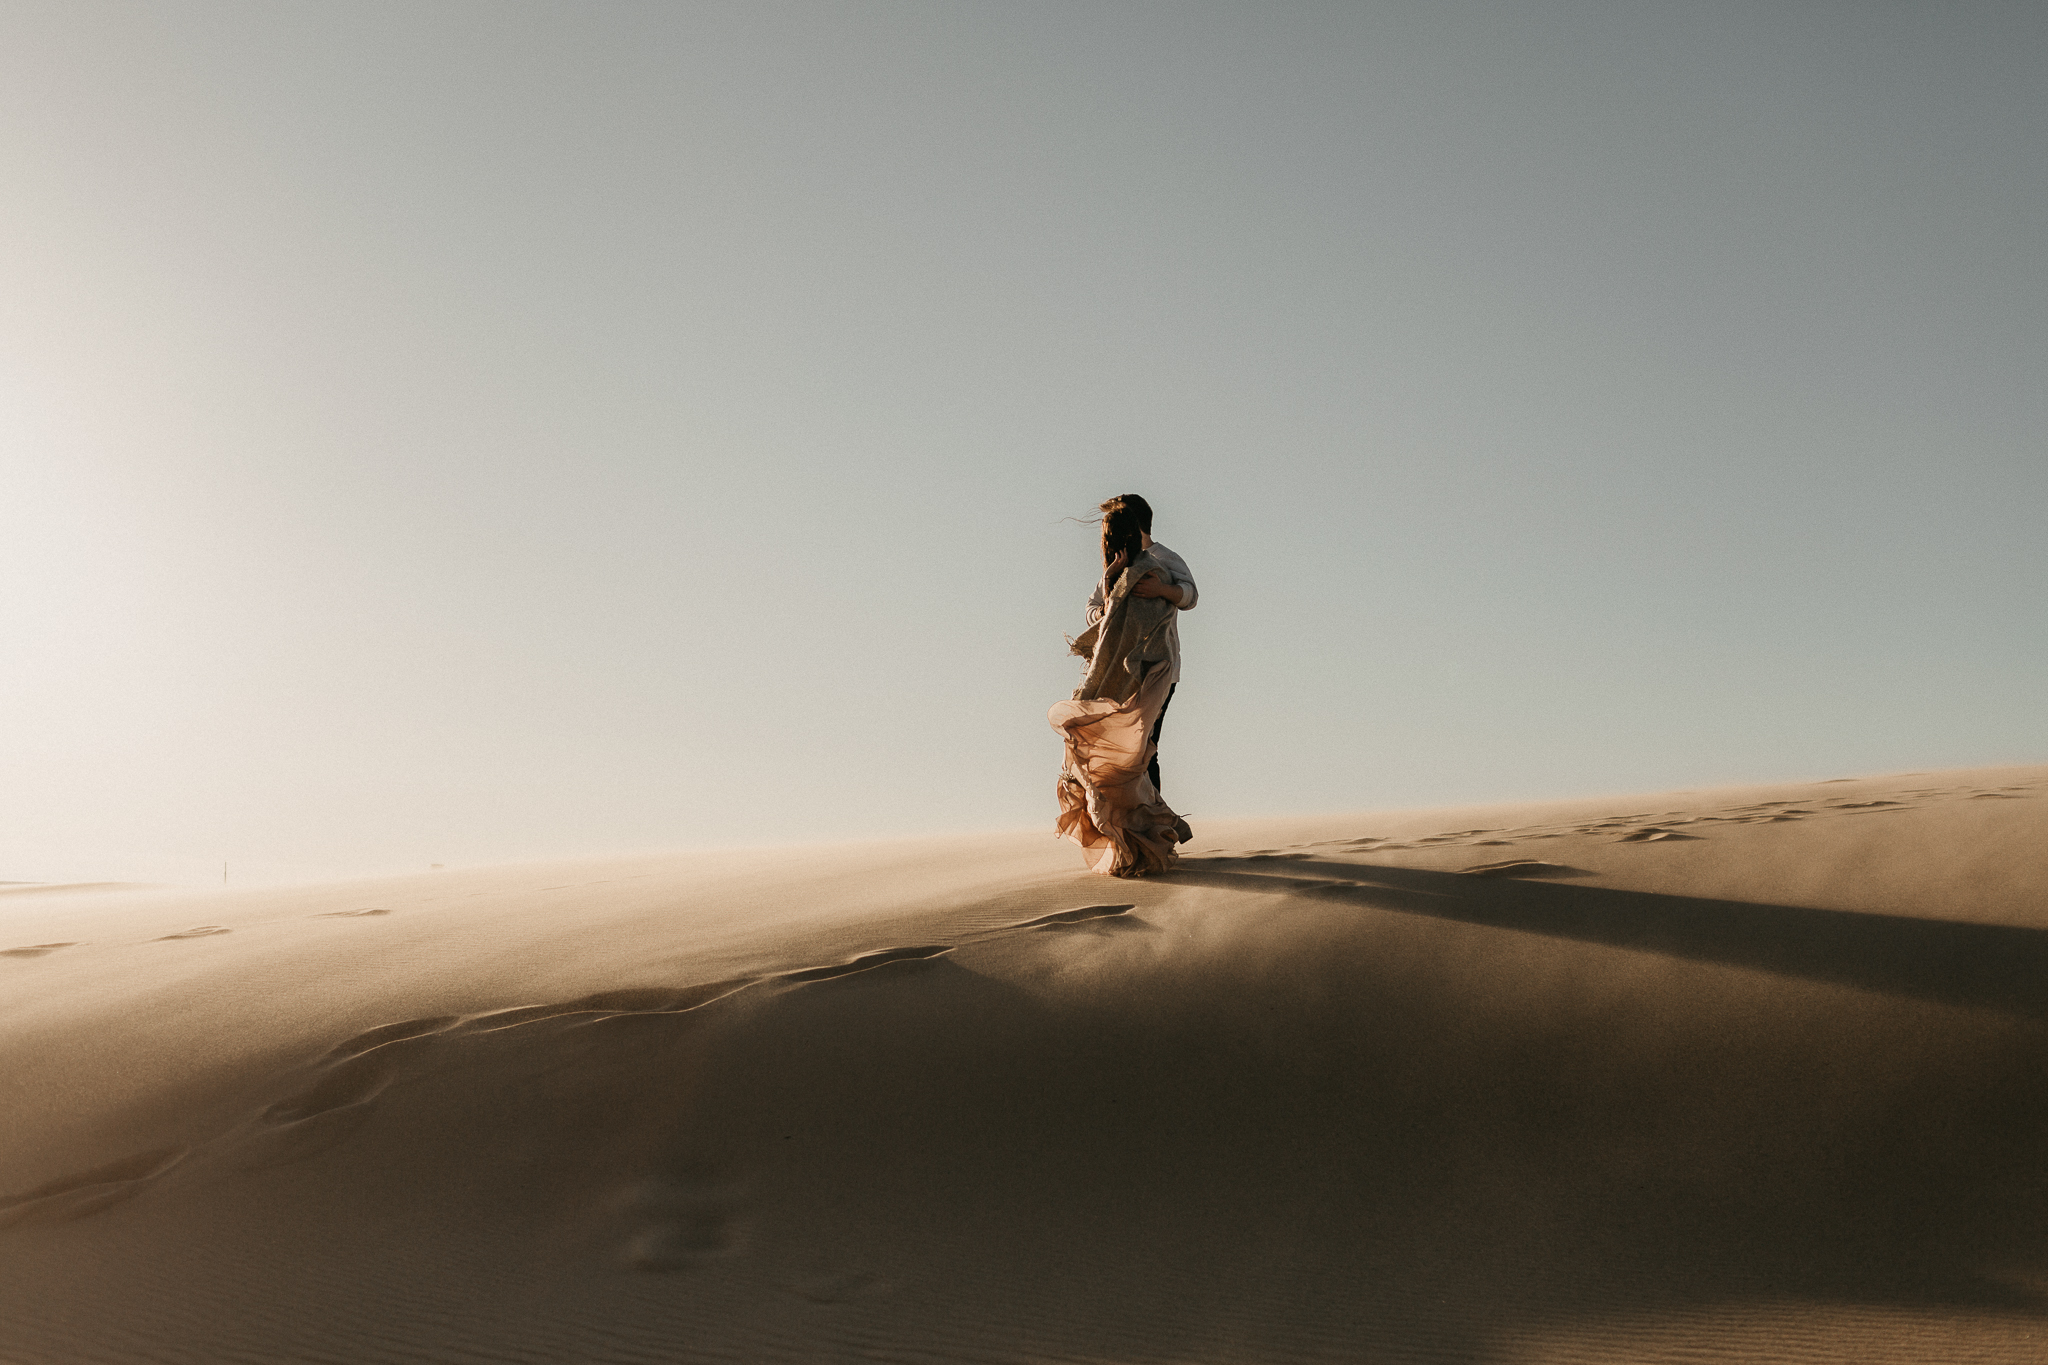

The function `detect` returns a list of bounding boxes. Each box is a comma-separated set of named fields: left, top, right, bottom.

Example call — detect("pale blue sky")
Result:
left=4, top=2, right=2042, bottom=884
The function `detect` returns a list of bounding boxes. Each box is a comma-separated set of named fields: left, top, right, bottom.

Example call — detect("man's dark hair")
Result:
left=1107, top=493, right=1153, bottom=533
left=1098, top=494, right=1153, bottom=568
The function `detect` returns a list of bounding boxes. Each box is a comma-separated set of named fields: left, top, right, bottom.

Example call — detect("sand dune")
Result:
left=4, top=766, right=2048, bottom=1363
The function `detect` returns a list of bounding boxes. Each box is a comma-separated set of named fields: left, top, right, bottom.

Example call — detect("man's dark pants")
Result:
left=1147, top=684, right=1176, bottom=795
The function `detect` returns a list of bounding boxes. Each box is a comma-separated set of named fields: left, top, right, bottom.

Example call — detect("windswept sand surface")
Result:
left=5, top=765, right=2048, bottom=1364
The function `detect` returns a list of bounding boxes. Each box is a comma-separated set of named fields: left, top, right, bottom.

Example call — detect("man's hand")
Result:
left=1130, top=573, right=1184, bottom=606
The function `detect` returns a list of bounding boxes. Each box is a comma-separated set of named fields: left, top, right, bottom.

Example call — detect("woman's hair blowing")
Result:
left=1099, top=493, right=1153, bottom=571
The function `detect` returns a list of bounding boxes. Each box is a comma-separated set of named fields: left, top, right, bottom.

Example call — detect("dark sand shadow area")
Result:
left=9, top=786, right=2048, bottom=1365
left=1143, top=857, right=2048, bottom=1328
left=1176, top=856, right=2048, bottom=1020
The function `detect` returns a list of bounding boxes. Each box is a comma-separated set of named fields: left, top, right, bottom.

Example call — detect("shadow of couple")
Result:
left=1172, top=854, right=2048, bottom=1020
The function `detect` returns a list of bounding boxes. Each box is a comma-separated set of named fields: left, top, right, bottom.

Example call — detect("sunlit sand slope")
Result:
left=4, top=766, right=2047, bottom=1364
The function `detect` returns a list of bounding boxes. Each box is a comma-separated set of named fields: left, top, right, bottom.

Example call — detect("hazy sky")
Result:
left=4, top=1, right=2043, bottom=885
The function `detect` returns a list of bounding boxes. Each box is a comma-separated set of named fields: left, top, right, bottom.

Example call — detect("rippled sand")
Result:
left=5, top=764, right=2047, bottom=1364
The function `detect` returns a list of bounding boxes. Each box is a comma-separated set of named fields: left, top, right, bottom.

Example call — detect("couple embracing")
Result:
left=1049, top=493, right=1198, bottom=879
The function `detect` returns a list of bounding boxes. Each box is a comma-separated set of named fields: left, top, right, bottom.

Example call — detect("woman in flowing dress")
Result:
left=1049, top=495, right=1196, bottom=877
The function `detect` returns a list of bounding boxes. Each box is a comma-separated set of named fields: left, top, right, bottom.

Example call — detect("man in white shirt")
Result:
left=1084, top=494, right=1197, bottom=797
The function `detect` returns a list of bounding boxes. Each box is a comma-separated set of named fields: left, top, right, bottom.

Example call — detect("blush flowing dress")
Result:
left=1048, top=550, right=1193, bottom=877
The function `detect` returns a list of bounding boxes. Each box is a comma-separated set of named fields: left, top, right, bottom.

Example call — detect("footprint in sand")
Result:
left=238, top=1051, right=403, bottom=1172
left=1, top=942, right=76, bottom=959
left=0, top=1146, right=188, bottom=1227
left=156, top=926, right=230, bottom=940
left=460, top=978, right=758, bottom=1035
left=252, top=994, right=687, bottom=1173
left=1616, top=827, right=1701, bottom=842
left=323, top=1016, right=459, bottom=1064
left=611, top=1176, right=748, bottom=1272
left=1459, top=860, right=1592, bottom=879
left=777, top=946, right=952, bottom=984
left=1030, top=905, right=1155, bottom=935
left=237, top=1102, right=382, bottom=1172
left=1010, top=904, right=1135, bottom=930
left=263, top=1051, right=398, bottom=1125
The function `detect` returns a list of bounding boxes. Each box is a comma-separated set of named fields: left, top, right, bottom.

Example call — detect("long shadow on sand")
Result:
left=12, top=880, right=2048, bottom=1363
left=1173, top=857, right=2048, bottom=1020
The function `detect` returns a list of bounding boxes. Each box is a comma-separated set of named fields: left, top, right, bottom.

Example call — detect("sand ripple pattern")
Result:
left=5, top=770, right=2047, bottom=1364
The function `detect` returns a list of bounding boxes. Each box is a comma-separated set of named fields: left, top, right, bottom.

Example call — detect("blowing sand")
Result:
left=4, top=765, right=2047, bottom=1364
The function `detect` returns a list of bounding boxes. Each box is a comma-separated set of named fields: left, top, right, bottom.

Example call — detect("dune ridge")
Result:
left=4, top=765, right=2047, bottom=1363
